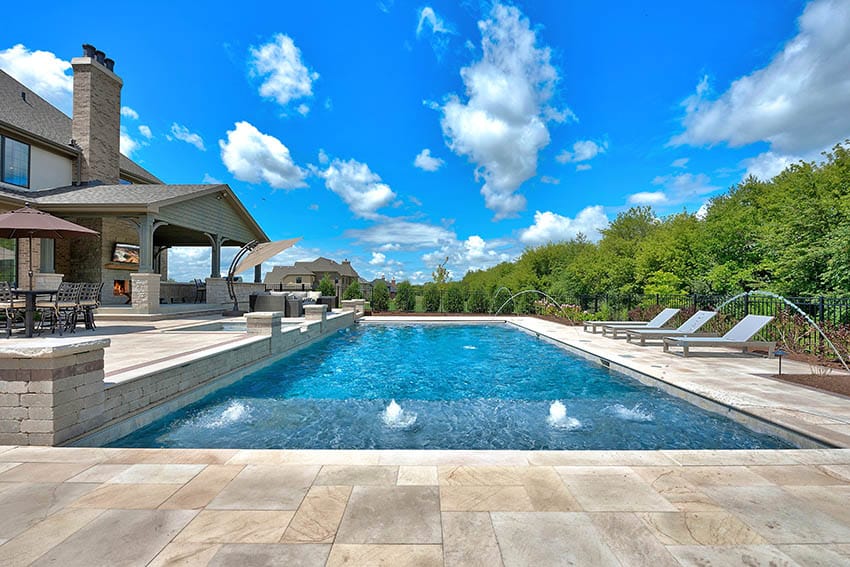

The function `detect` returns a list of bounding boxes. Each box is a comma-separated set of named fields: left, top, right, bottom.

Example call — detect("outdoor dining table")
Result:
left=12, top=289, right=57, bottom=338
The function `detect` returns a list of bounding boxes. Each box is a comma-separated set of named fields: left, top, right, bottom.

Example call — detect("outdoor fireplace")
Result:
left=113, top=279, right=131, bottom=303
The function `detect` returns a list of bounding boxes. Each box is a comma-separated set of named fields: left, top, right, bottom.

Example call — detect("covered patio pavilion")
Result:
left=0, top=182, right=269, bottom=312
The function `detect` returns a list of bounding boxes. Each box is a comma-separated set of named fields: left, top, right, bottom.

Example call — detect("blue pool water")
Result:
left=108, top=324, right=793, bottom=450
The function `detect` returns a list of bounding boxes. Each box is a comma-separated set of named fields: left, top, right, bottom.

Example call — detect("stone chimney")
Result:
left=71, top=44, right=122, bottom=184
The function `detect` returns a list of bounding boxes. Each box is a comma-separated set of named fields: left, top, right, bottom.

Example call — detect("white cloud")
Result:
left=416, top=6, right=454, bottom=58
left=249, top=34, right=318, bottom=110
left=121, top=106, right=139, bottom=120
left=672, top=0, right=850, bottom=155
left=168, top=244, right=320, bottom=282
left=413, top=148, right=445, bottom=172
left=628, top=191, right=668, bottom=205
left=119, top=126, right=141, bottom=157
left=369, top=252, right=386, bottom=265
left=575, top=164, right=592, bottom=172
left=519, top=206, right=609, bottom=245
left=219, top=121, right=307, bottom=189
left=556, top=140, right=608, bottom=164
left=540, top=176, right=560, bottom=185
left=316, top=158, right=396, bottom=219
left=138, top=125, right=152, bottom=139
left=422, top=234, right=514, bottom=277
left=346, top=220, right=456, bottom=250
left=202, top=173, right=222, bottom=184
left=0, top=44, right=72, bottom=114
left=740, top=151, right=803, bottom=180
left=296, top=103, right=310, bottom=116
left=439, top=4, right=566, bottom=220
left=170, top=123, right=206, bottom=151
left=671, top=157, right=689, bottom=168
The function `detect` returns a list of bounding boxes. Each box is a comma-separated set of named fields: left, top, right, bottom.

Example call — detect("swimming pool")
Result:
left=108, top=323, right=792, bottom=450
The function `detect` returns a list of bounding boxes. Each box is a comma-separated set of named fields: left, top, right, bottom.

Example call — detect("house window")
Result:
left=39, top=239, right=54, bottom=273
left=295, top=276, right=302, bottom=283
left=1, top=136, right=30, bottom=188
left=0, top=239, right=15, bottom=285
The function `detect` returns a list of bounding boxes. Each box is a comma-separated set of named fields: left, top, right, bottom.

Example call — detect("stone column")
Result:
left=0, top=338, right=110, bottom=445
left=34, top=273, right=64, bottom=290
left=131, top=272, right=161, bottom=314
left=304, top=304, right=327, bottom=323
left=206, top=233, right=224, bottom=278
left=137, top=214, right=154, bottom=273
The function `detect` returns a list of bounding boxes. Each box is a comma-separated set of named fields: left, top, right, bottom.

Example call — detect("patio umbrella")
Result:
left=0, top=204, right=99, bottom=289
left=224, top=237, right=301, bottom=315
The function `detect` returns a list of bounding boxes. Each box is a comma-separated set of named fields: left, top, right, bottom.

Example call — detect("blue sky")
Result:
left=3, top=0, right=849, bottom=283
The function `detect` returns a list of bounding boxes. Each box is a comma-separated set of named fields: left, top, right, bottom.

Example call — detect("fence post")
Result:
left=818, top=296, right=825, bottom=323
left=743, top=293, right=749, bottom=316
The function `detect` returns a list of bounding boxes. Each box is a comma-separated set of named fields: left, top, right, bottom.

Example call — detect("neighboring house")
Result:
left=0, top=44, right=268, bottom=307
left=371, top=277, right=397, bottom=299
left=358, top=277, right=372, bottom=300
left=264, top=257, right=360, bottom=297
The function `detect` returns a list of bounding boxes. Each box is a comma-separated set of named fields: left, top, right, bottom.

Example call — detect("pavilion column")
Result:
left=206, top=233, right=224, bottom=278
left=254, top=264, right=262, bottom=283
left=137, top=214, right=154, bottom=273
left=132, top=214, right=161, bottom=314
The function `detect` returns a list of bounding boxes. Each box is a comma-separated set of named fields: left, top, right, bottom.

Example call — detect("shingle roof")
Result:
left=295, top=257, right=360, bottom=278
left=27, top=183, right=217, bottom=206
left=0, top=69, right=162, bottom=184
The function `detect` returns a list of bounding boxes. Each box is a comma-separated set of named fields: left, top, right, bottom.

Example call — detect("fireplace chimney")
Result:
left=71, top=43, right=123, bottom=184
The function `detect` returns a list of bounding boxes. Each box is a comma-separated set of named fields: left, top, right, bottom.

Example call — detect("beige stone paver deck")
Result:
left=0, top=447, right=848, bottom=565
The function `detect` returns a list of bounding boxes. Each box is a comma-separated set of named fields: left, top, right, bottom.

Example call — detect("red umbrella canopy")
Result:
left=0, top=205, right=99, bottom=239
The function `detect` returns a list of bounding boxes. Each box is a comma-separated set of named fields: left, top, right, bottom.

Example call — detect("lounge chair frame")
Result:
left=662, top=315, right=775, bottom=358
left=625, top=310, right=717, bottom=345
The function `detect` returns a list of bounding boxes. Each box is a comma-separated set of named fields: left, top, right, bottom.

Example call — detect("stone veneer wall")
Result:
left=205, top=278, right=266, bottom=305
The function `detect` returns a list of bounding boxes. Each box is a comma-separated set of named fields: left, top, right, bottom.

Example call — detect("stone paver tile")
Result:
left=442, top=512, right=503, bottom=567
left=336, top=486, right=441, bottom=544
left=282, top=485, right=351, bottom=544
left=175, top=510, right=293, bottom=543
left=314, top=465, right=398, bottom=486
left=491, top=512, right=620, bottom=566
left=666, top=544, right=801, bottom=566
left=147, top=541, right=222, bottom=567
left=528, top=450, right=678, bottom=467
left=376, top=450, right=528, bottom=466
left=70, top=483, right=181, bottom=509
left=676, top=465, right=773, bottom=487
left=30, top=509, right=197, bottom=567
left=0, top=508, right=104, bottom=567
left=0, top=462, right=92, bottom=483
left=706, top=485, right=850, bottom=544
left=0, top=463, right=20, bottom=475
left=108, top=463, right=206, bottom=484
left=440, top=486, right=534, bottom=512
left=228, top=449, right=380, bottom=466
left=65, top=464, right=132, bottom=483
left=105, top=448, right=236, bottom=465
left=664, top=449, right=801, bottom=466
left=160, top=465, right=244, bottom=510
left=632, top=467, right=723, bottom=511
left=589, top=512, right=681, bottom=567
left=790, top=449, right=850, bottom=465
left=748, top=465, right=849, bottom=486
left=397, top=466, right=438, bottom=486
left=326, top=544, right=443, bottom=567
left=818, top=464, right=850, bottom=483
left=556, top=467, right=676, bottom=512
left=0, top=482, right=98, bottom=540
left=784, top=485, right=850, bottom=524
left=0, top=447, right=110, bottom=464
left=522, top=467, right=581, bottom=511
left=209, top=543, right=331, bottom=566
left=438, top=466, right=526, bottom=486
left=778, top=543, right=850, bottom=566
left=207, top=465, right=319, bottom=510
left=638, top=511, right=767, bottom=545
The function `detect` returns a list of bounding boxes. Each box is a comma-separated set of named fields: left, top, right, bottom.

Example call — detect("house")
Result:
left=371, top=277, right=398, bottom=298
left=264, top=257, right=360, bottom=297
left=0, top=44, right=268, bottom=310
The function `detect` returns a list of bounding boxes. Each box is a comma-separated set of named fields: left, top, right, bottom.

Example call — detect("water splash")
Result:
left=495, top=289, right=565, bottom=316
left=607, top=403, right=654, bottom=422
left=463, top=345, right=477, bottom=350
left=718, top=290, right=849, bottom=373
left=547, top=400, right=581, bottom=430
left=201, top=401, right=251, bottom=429
left=382, top=399, right=418, bottom=428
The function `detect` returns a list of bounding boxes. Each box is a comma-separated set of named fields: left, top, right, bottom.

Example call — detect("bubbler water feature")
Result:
left=494, top=289, right=566, bottom=316
left=717, top=290, right=849, bottom=373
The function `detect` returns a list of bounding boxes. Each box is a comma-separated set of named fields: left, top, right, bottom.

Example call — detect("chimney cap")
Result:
left=95, top=50, right=106, bottom=65
left=104, top=58, right=115, bottom=72
left=82, top=44, right=96, bottom=58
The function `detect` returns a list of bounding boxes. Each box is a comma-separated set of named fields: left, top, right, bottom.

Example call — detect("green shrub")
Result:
left=443, top=284, right=466, bottom=313
left=371, top=280, right=389, bottom=311
left=342, top=280, right=362, bottom=300
left=395, top=281, right=415, bottom=311
left=467, top=288, right=489, bottom=313
left=423, top=284, right=441, bottom=312
left=318, top=275, right=335, bottom=297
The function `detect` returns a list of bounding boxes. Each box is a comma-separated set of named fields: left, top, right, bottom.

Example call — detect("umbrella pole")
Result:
left=28, top=235, right=34, bottom=290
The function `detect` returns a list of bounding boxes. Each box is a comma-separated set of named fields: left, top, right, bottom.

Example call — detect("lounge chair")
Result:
left=625, top=310, right=717, bottom=345
left=584, top=308, right=679, bottom=334
left=601, top=308, right=682, bottom=338
left=662, top=315, right=775, bottom=357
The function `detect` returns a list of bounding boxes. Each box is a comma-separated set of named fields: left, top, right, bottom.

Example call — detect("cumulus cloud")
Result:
left=519, top=207, right=609, bottom=245
left=416, top=6, right=455, bottom=58
left=170, top=123, right=206, bottom=151
left=119, top=127, right=141, bottom=157
left=121, top=106, right=139, bottom=120
left=138, top=125, right=152, bottom=139
left=439, top=4, right=568, bottom=219
left=219, top=121, right=307, bottom=189
left=628, top=191, right=668, bottom=205
left=575, top=164, right=592, bottom=172
left=422, top=234, right=514, bottom=277
left=369, top=252, right=386, bottom=265
left=296, top=103, right=310, bottom=116
left=413, top=148, right=445, bottom=172
left=740, top=151, right=803, bottom=180
left=556, top=140, right=608, bottom=164
left=316, top=158, right=396, bottom=219
left=672, top=0, right=850, bottom=155
left=631, top=172, right=720, bottom=207
left=0, top=44, right=72, bottom=114
left=671, top=157, right=689, bottom=168
left=540, top=176, right=560, bottom=185
left=345, top=220, right=456, bottom=250
left=249, top=34, right=319, bottom=110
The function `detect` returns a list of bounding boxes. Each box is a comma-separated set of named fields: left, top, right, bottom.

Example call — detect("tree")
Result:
left=423, top=284, right=441, bottom=312
left=443, top=284, right=465, bottom=313
left=371, top=280, right=389, bottom=311
left=318, top=275, right=336, bottom=297
left=467, top=287, right=489, bottom=313
left=395, top=281, right=415, bottom=311
left=432, top=256, right=450, bottom=284
left=342, top=280, right=362, bottom=300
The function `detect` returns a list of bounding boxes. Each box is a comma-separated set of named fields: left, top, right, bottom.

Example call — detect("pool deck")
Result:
left=1, top=315, right=850, bottom=565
